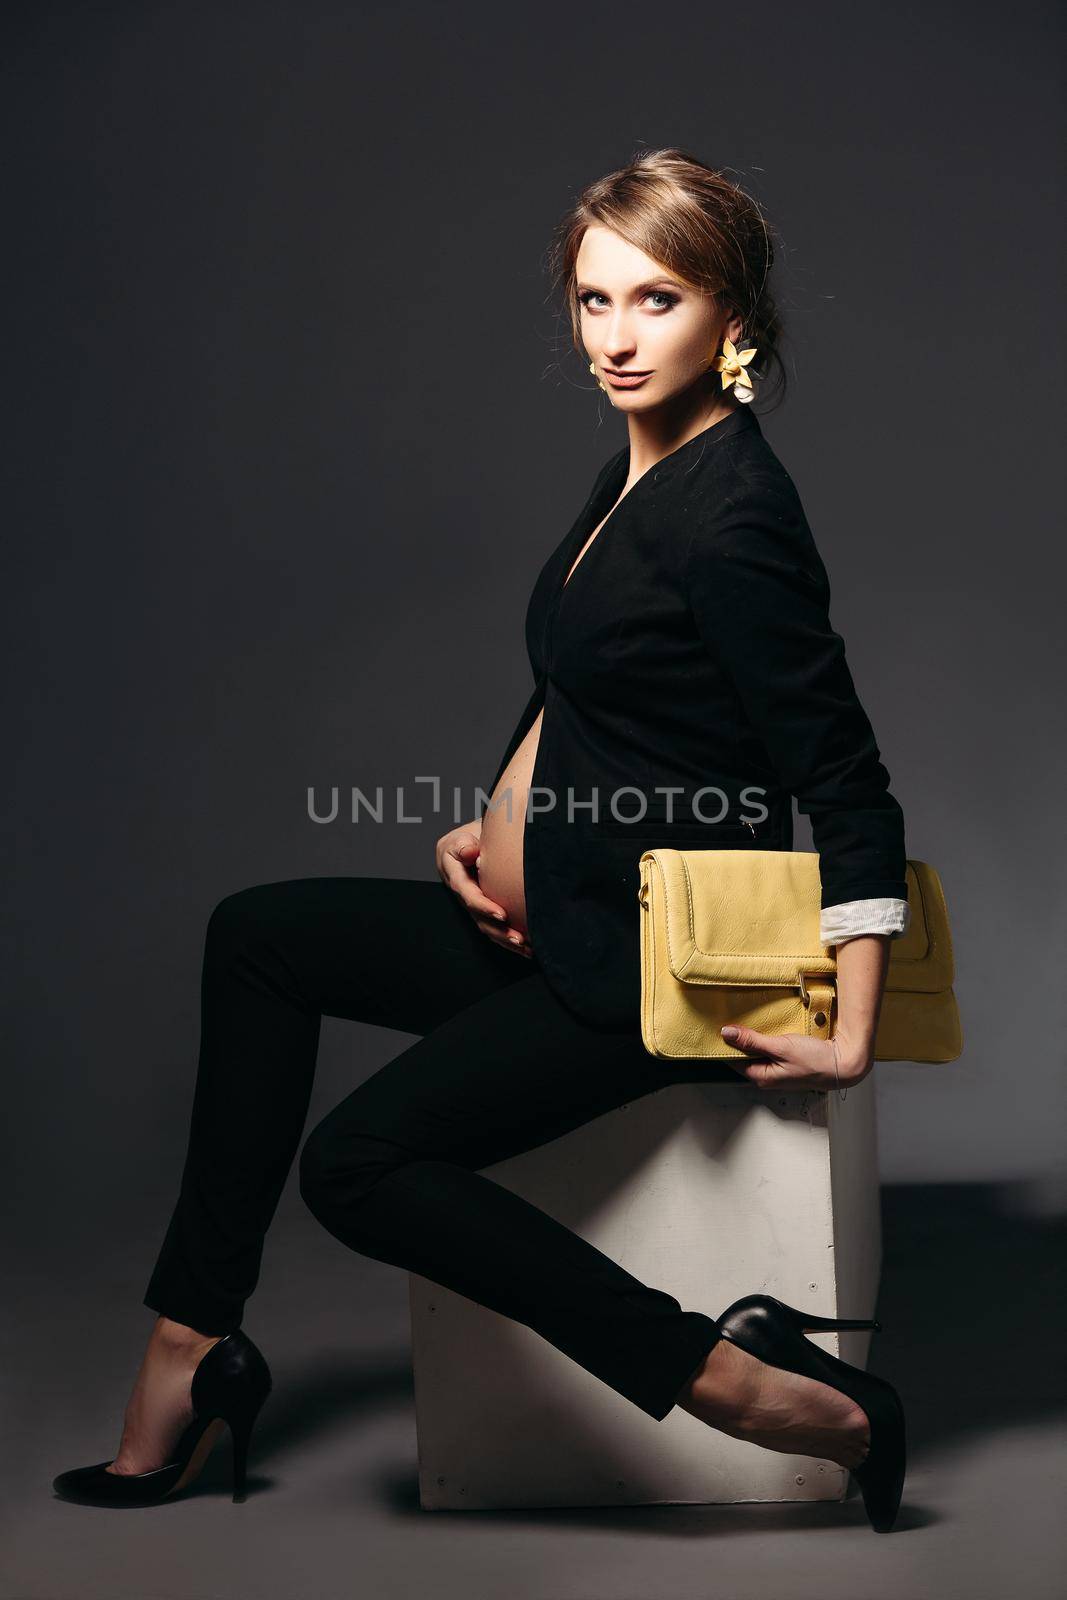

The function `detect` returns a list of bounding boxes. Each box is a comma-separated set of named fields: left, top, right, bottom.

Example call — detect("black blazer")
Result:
left=480, top=406, right=907, bottom=1030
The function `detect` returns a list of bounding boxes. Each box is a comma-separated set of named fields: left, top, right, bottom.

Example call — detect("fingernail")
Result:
left=509, top=933, right=522, bottom=944
left=494, top=911, right=507, bottom=921
left=721, top=1026, right=740, bottom=1040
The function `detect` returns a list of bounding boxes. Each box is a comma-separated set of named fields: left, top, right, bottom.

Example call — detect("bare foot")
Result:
left=105, top=1316, right=224, bottom=1476
left=677, top=1335, right=871, bottom=1469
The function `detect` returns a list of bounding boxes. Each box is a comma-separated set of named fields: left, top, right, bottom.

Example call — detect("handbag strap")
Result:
left=798, top=973, right=836, bottom=1039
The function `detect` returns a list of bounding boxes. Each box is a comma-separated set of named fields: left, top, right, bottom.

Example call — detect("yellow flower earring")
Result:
left=713, top=335, right=759, bottom=403
left=589, top=360, right=607, bottom=393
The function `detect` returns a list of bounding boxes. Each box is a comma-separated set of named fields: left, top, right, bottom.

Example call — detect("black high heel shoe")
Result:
left=716, top=1294, right=906, bottom=1533
left=52, top=1328, right=272, bottom=1507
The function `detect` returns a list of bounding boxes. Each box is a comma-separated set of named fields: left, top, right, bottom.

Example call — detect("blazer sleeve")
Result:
left=683, top=472, right=909, bottom=911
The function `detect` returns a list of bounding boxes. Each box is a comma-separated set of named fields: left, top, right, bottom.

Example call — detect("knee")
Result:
left=207, top=884, right=273, bottom=940
left=298, top=1119, right=396, bottom=1235
left=204, top=883, right=290, bottom=965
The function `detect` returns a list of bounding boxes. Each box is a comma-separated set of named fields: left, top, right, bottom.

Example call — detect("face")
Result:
left=576, top=224, right=742, bottom=410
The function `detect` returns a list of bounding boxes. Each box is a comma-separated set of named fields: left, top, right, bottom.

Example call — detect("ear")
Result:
left=722, top=305, right=744, bottom=346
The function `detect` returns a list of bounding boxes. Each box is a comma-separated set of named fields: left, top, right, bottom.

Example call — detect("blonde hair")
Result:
left=548, top=146, right=786, bottom=410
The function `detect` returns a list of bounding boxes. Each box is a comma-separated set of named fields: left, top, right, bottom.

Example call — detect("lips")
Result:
left=604, top=369, right=652, bottom=387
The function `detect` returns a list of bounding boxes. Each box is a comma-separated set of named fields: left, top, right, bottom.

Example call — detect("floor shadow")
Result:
left=252, top=1350, right=414, bottom=1462
left=875, top=1181, right=1067, bottom=1459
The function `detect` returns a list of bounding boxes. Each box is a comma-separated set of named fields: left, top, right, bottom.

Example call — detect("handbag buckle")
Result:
left=797, top=970, right=837, bottom=1007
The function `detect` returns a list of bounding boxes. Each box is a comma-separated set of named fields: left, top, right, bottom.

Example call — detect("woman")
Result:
left=53, top=149, right=911, bottom=1531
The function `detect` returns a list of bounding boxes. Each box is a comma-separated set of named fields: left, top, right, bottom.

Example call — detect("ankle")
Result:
left=677, top=1336, right=754, bottom=1430
left=151, top=1315, right=223, bottom=1353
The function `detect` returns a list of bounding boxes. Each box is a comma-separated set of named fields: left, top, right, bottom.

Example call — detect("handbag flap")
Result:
left=641, top=849, right=955, bottom=995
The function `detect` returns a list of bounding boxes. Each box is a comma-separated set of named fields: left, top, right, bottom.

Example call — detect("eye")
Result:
left=578, top=289, right=680, bottom=312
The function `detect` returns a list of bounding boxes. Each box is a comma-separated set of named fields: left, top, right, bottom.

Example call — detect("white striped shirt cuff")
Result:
left=820, top=897, right=911, bottom=947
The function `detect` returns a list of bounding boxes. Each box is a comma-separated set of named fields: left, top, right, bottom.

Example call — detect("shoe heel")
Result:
left=227, top=1400, right=266, bottom=1504
left=798, top=1310, right=881, bottom=1333
left=766, top=1295, right=880, bottom=1334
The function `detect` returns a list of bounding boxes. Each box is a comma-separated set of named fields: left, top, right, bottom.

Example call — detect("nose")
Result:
left=603, top=325, right=639, bottom=364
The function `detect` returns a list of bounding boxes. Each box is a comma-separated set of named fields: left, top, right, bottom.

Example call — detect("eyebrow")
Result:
left=576, top=277, right=686, bottom=295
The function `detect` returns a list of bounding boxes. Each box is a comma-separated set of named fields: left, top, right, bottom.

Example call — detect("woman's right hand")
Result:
left=435, top=822, right=533, bottom=958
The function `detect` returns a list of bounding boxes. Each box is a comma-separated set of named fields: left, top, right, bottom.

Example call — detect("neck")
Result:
left=624, top=390, right=740, bottom=479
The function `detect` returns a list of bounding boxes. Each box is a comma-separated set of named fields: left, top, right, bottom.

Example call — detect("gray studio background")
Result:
left=4, top=4, right=1064, bottom=1600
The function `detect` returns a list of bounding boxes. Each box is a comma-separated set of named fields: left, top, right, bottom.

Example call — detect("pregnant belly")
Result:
left=477, top=707, right=543, bottom=938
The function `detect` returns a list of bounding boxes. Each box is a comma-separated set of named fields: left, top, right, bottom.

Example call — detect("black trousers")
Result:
left=143, top=877, right=730, bottom=1421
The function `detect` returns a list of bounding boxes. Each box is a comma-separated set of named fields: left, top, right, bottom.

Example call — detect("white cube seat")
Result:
left=410, top=1075, right=880, bottom=1510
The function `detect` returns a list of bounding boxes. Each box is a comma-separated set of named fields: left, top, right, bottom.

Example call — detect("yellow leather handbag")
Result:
left=637, top=848, right=962, bottom=1064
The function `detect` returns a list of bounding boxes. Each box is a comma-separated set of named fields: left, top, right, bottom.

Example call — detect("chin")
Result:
left=610, top=390, right=658, bottom=409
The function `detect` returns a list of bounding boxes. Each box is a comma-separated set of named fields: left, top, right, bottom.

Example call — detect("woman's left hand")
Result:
left=719, top=1024, right=872, bottom=1092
